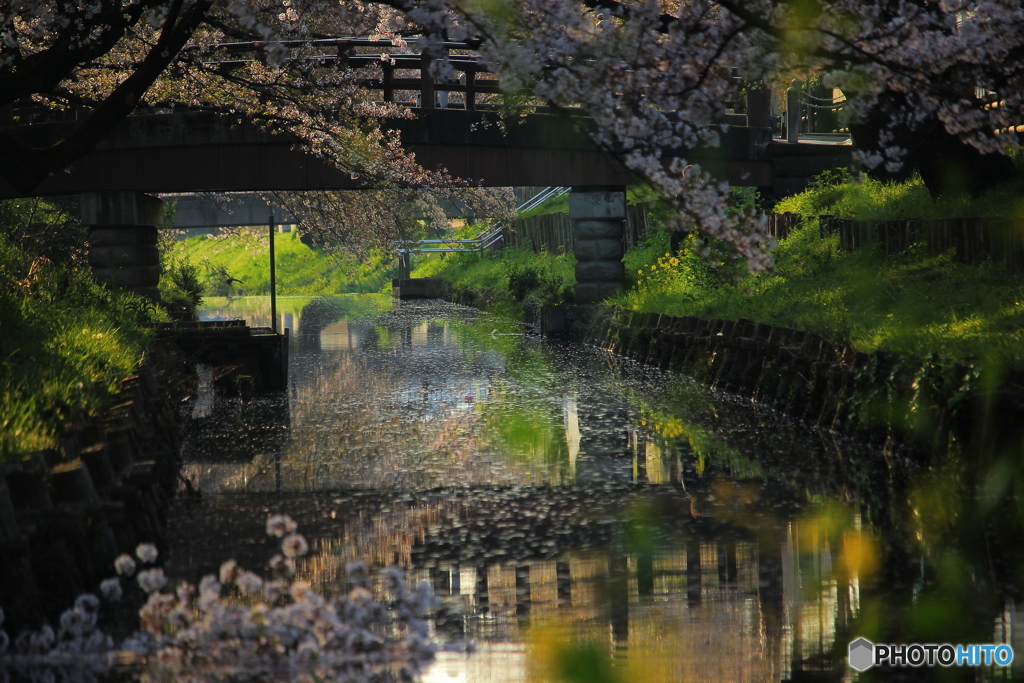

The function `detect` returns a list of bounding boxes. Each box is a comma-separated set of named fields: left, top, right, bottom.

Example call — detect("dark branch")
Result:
left=0, top=0, right=215, bottom=194
left=0, top=0, right=156, bottom=108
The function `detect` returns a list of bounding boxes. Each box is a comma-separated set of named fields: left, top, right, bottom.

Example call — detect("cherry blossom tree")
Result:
left=5, top=0, right=1024, bottom=270
left=0, top=1, right=511, bottom=255
left=0, top=518, right=438, bottom=681
left=428, top=0, right=1024, bottom=269
left=265, top=186, right=515, bottom=257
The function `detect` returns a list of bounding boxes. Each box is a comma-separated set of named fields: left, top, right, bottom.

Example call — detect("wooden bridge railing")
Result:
left=3, top=36, right=769, bottom=126
left=200, top=37, right=502, bottom=111
left=199, top=38, right=767, bottom=119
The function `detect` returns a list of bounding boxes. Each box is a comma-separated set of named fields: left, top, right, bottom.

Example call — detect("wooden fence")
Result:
left=503, top=204, right=653, bottom=254
left=816, top=214, right=1024, bottom=271
left=502, top=208, right=1023, bottom=274
left=764, top=212, right=803, bottom=242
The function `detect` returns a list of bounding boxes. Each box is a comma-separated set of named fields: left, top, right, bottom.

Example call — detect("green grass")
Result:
left=410, top=247, right=576, bottom=314
left=777, top=169, right=1024, bottom=220
left=518, top=192, right=569, bottom=218
left=615, top=175, right=1024, bottom=370
left=0, top=231, right=161, bottom=461
left=166, top=230, right=396, bottom=297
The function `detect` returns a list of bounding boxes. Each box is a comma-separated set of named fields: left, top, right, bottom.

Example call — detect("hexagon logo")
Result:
left=849, top=637, right=875, bottom=672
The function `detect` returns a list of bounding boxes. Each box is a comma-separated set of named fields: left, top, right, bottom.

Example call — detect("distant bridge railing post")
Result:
left=383, top=62, right=395, bottom=103
left=746, top=89, right=771, bottom=129
left=420, top=54, right=435, bottom=109
left=464, top=69, right=477, bottom=111
left=787, top=79, right=802, bottom=143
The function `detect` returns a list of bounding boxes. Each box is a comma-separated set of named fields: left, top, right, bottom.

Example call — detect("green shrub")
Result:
left=158, top=252, right=204, bottom=319
left=0, top=196, right=87, bottom=265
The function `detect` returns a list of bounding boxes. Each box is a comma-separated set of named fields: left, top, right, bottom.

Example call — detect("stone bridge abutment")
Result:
left=82, top=191, right=165, bottom=301
left=569, top=187, right=627, bottom=305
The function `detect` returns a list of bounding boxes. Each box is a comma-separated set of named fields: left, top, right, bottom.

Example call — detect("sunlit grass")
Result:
left=412, top=247, right=576, bottom=312
left=166, top=230, right=396, bottom=296
left=776, top=169, right=1024, bottom=220
left=615, top=221, right=1024, bottom=367
left=0, top=236, right=159, bottom=460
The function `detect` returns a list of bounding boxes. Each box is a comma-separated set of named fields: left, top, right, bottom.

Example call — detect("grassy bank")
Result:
left=166, top=229, right=395, bottom=297
left=0, top=202, right=162, bottom=460
left=411, top=246, right=576, bottom=315
left=615, top=174, right=1024, bottom=370
left=778, top=168, right=1024, bottom=220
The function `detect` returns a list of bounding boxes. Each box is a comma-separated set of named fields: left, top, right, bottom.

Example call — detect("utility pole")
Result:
left=269, top=215, right=277, bottom=334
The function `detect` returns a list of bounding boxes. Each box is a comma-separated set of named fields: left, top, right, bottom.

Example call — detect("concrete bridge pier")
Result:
left=82, top=192, right=164, bottom=300
left=569, top=187, right=626, bottom=305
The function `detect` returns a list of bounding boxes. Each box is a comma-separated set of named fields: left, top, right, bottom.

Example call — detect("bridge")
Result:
left=0, top=37, right=849, bottom=198
left=1, top=38, right=850, bottom=303
left=0, top=108, right=774, bottom=198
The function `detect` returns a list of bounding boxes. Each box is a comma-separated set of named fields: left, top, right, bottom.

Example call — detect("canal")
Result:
left=165, top=295, right=1024, bottom=682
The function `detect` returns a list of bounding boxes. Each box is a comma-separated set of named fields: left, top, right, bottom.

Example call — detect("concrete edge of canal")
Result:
left=578, top=308, right=1024, bottom=460
left=0, top=339, right=190, bottom=635
left=401, top=281, right=1023, bottom=460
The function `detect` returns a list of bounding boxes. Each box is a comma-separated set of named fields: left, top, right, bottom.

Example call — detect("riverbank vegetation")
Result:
left=0, top=199, right=162, bottom=461
left=776, top=169, right=1024, bottom=220
left=410, top=245, right=576, bottom=316
left=164, top=229, right=396, bottom=297
left=616, top=173, right=1024, bottom=370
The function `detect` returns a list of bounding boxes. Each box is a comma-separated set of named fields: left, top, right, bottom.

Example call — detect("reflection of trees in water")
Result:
left=675, top=387, right=1024, bottom=682
left=278, top=486, right=854, bottom=683
left=169, top=481, right=864, bottom=681
left=172, top=444, right=896, bottom=683
left=286, top=353, right=551, bottom=490
left=186, top=352, right=566, bottom=494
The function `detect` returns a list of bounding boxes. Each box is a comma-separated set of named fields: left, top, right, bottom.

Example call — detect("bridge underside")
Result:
left=0, top=110, right=774, bottom=198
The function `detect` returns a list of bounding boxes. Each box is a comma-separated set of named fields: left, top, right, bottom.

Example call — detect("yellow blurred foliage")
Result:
left=840, top=530, right=880, bottom=581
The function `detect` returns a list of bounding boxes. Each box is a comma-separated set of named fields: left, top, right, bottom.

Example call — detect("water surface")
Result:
left=167, top=296, right=1024, bottom=682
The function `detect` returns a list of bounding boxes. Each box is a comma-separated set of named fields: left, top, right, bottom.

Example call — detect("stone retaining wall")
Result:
left=587, top=310, right=1024, bottom=456
left=401, top=284, right=1023, bottom=455
left=0, top=341, right=187, bottom=634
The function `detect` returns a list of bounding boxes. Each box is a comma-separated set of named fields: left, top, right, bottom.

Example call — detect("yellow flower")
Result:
left=669, top=257, right=680, bottom=266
